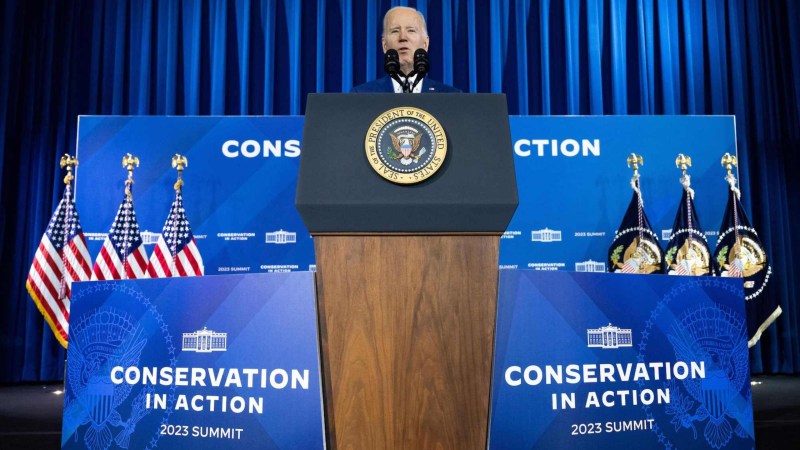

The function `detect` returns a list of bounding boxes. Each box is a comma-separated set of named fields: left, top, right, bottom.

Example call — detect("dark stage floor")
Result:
left=0, top=375, right=798, bottom=449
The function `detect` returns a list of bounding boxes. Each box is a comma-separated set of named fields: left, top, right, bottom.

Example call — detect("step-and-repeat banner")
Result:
left=489, top=270, right=754, bottom=449
left=61, top=272, right=324, bottom=449
left=75, top=115, right=736, bottom=273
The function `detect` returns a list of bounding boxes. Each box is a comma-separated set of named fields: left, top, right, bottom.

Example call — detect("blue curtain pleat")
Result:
left=365, top=0, right=376, bottom=84
left=261, top=0, right=276, bottom=113
left=682, top=0, right=703, bottom=114
left=2, top=0, right=800, bottom=381
left=489, top=0, right=506, bottom=93
left=286, top=2, right=301, bottom=114
left=636, top=0, right=655, bottom=114
left=609, top=0, right=626, bottom=114
left=316, top=0, right=327, bottom=93
left=791, top=1, right=800, bottom=132
left=340, top=0, right=353, bottom=93
left=235, top=0, right=252, bottom=114
left=586, top=0, right=603, bottom=115
left=467, top=0, right=477, bottom=92
left=210, top=0, right=227, bottom=114
left=182, top=0, right=202, bottom=114
left=155, top=0, right=178, bottom=114
left=514, top=0, right=530, bottom=114
left=539, top=0, right=551, bottom=113
left=657, top=0, right=679, bottom=114
left=0, top=3, right=14, bottom=196
left=563, top=0, right=580, bottom=114
left=442, top=0, right=454, bottom=87
left=705, top=0, right=728, bottom=114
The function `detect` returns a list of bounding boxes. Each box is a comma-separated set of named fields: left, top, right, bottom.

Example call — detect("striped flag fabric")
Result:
left=26, top=185, right=92, bottom=347
left=91, top=191, right=149, bottom=280
left=146, top=191, right=204, bottom=277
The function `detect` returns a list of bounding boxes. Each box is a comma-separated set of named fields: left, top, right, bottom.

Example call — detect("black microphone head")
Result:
left=413, top=48, right=429, bottom=75
left=384, top=49, right=400, bottom=75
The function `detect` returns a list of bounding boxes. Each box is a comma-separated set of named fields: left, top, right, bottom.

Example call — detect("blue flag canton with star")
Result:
left=46, top=187, right=84, bottom=250
left=161, top=192, right=195, bottom=254
left=608, top=192, right=664, bottom=274
left=108, top=194, right=144, bottom=257
left=665, top=189, right=711, bottom=275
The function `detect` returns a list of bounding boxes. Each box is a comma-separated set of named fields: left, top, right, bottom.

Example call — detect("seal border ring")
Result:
left=364, top=106, right=447, bottom=185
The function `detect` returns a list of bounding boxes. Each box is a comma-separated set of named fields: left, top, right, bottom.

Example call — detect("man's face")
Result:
left=382, top=9, right=429, bottom=74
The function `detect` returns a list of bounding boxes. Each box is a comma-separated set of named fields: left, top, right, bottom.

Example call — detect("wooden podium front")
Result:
left=315, top=235, right=498, bottom=449
left=297, top=94, right=518, bottom=449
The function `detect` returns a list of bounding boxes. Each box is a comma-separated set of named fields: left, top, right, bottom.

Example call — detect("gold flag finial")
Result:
left=721, top=152, right=740, bottom=198
left=721, top=153, right=737, bottom=175
left=60, top=154, right=79, bottom=185
left=627, top=153, right=643, bottom=173
left=122, top=153, right=140, bottom=197
left=675, top=154, right=692, bottom=174
left=172, top=154, right=188, bottom=191
left=676, top=154, right=694, bottom=198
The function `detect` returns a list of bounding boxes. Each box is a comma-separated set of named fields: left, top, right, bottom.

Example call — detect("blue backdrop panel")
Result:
left=62, top=273, right=324, bottom=450
left=76, top=116, right=312, bottom=274
left=490, top=271, right=754, bottom=449
left=76, top=116, right=735, bottom=277
left=502, top=115, right=736, bottom=272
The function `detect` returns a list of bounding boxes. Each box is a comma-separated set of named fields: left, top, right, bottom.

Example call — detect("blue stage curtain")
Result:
left=1, top=0, right=798, bottom=381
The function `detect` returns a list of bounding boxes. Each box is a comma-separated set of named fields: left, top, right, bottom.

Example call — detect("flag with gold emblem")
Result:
left=713, top=153, right=778, bottom=347
left=665, top=154, right=711, bottom=276
left=608, top=154, right=664, bottom=274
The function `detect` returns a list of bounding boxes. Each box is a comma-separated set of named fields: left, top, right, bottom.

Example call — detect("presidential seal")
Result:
left=365, top=107, right=447, bottom=184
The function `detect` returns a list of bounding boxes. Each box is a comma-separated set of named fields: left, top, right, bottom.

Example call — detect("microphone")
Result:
left=384, top=49, right=410, bottom=92
left=383, top=49, right=401, bottom=77
left=412, top=49, right=429, bottom=76
left=410, top=49, right=429, bottom=91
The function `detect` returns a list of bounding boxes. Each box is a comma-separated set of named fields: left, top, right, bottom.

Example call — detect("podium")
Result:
left=297, top=94, right=518, bottom=449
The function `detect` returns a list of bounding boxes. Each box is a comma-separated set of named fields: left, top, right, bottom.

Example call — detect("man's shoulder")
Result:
left=421, top=78, right=462, bottom=93
left=350, top=77, right=393, bottom=93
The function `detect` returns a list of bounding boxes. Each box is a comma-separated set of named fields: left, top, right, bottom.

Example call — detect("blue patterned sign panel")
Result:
left=502, top=115, right=736, bottom=273
left=489, top=271, right=754, bottom=450
left=76, top=116, right=311, bottom=275
left=62, top=273, right=324, bottom=450
left=75, top=115, right=735, bottom=274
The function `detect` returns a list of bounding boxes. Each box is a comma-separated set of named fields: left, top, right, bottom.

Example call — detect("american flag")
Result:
left=146, top=191, right=204, bottom=277
left=26, top=185, right=91, bottom=347
left=91, top=190, right=149, bottom=280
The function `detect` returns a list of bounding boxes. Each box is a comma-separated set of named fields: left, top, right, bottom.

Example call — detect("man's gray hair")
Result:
left=382, top=6, right=428, bottom=38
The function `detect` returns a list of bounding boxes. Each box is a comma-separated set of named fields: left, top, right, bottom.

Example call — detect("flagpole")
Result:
left=676, top=154, right=694, bottom=251
left=170, top=154, right=188, bottom=275
left=721, top=153, right=741, bottom=253
left=121, top=154, right=140, bottom=280
left=58, top=154, right=78, bottom=300
left=627, top=153, right=645, bottom=248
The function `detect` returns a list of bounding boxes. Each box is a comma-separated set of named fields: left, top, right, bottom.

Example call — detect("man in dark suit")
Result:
left=351, top=6, right=461, bottom=93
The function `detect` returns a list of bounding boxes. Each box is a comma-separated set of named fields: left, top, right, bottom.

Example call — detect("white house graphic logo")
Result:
left=587, top=323, right=633, bottom=349
left=575, top=260, right=606, bottom=273
left=531, top=228, right=562, bottom=242
left=265, top=229, right=297, bottom=244
left=140, top=230, right=160, bottom=245
left=182, top=327, right=227, bottom=352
